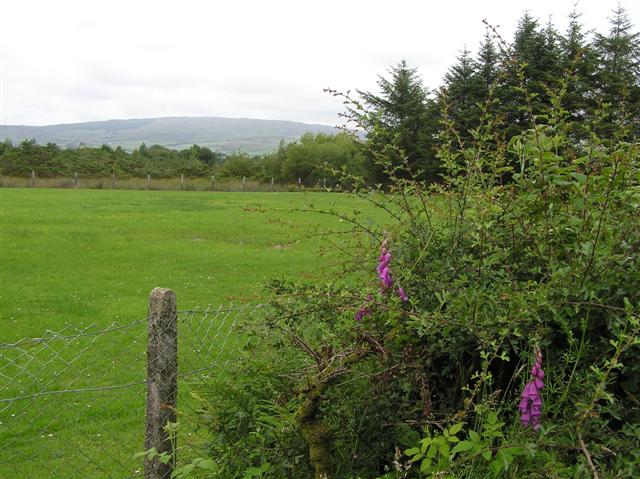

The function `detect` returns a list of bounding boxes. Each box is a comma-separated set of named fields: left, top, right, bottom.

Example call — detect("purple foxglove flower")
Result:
left=354, top=306, right=370, bottom=321
left=519, top=350, right=544, bottom=430
left=397, top=287, right=408, bottom=302
left=354, top=294, right=374, bottom=321
left=379, top=266, right=393, bottom=290
left=377, top=252, right=391, bottom=274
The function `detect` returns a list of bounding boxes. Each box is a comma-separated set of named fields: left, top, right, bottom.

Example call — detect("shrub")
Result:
left=191, top=62, right=639, bottom=479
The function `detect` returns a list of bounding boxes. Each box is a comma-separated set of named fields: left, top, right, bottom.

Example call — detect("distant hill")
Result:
left=0, top=116, right=339, bottom=154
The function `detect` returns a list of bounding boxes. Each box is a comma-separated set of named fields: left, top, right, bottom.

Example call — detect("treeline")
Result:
left=350, top=5, right=639, bottom=184
left=1, top=6, right=637, bottom=186
left=0, top=133, right=364, bottom=186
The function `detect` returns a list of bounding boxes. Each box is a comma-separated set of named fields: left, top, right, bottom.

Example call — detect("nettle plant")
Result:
left=251, top=68, right=640, bottom=478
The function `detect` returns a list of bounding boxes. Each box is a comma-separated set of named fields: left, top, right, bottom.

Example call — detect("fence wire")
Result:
left=0, top=303, right=273, bottom=478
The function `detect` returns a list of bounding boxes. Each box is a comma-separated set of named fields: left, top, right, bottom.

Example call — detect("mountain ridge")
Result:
left=0, top=116, right=339, bottom=154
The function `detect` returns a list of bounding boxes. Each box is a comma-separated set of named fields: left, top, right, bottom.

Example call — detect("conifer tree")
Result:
left=358, top=60, right=439, bottom=183
left=593, top=5, right=640, bottom=139
left=560, top=7, right=599, bottom=136
left=476, top=33, right=500, bottom=94
left=441, top=48, right=484, bottom=144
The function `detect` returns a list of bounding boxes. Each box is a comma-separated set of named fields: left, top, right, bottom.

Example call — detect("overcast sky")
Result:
left=1, top=0, right=638, bottom=127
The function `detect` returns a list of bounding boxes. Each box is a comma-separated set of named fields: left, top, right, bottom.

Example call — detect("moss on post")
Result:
left=295, top=378, right=332, bottom=479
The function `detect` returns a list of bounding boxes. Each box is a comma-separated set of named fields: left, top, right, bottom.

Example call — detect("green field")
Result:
left=0, top=188, right=385, bottom=477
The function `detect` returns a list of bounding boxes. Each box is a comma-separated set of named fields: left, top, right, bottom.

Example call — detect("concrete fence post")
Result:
left=211, top=175, right=215, bottom=191
left=144, top=288, right=178, bottom=479
left=31, top=171, right=35, bottom=188
left=271, top=177, right=274, bottom=192
left=180, top=174, right=184, bottom=191
left=74, top=172, right=78, bottom=188
left=112, top=172, right=116, bottom=189
left=147, top=174, right=151, bottom=190
left=242, top=176, right=246, bottom=192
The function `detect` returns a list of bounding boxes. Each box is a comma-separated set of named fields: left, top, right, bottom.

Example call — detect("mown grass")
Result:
left=0, top=188, right=387, bottom=478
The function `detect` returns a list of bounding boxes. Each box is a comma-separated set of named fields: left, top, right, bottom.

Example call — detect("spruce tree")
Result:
left=593, top=5, right=640, bottom=139
left=560, top=7, right=599, bottom=137
left=476, top=33, right=500, bottom=94
left=441, top=48, right=484, bottom=144
left=358, top=60, right=439, bottom=183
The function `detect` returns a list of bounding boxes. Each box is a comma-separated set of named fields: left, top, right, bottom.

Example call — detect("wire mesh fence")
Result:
left=0, top=297, right=274, bottom=478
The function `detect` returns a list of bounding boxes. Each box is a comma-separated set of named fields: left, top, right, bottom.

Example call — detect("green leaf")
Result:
left=449, top=422, right=463, bottom=435
left=197, top=459, right=217, bottom=470
left=490, top=457, right=504, bottom=475
left=570, top=172, right=587, bottom=185
left=486, top=412, right=498, bottom=426
left=439, top=443, right=450, bottom=457
left=179, top=464, right=195, bottom=474
left=469, top=430, right=481, bottom=443
left=482, top=450, right=492, bottom=461
left=420, top=437, right=432, bottom=453
left=451, top=440, right=474, bottom=455
left=420, top=458, right=432, bottom=474
left=243, top=466, right=265, bottom=478
left=427, top=443, right=438, bottom=459
left=404, top=447, right=420, bottom=456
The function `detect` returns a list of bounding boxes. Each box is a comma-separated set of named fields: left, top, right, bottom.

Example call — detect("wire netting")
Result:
left=0, top=303, right=272, bottom=478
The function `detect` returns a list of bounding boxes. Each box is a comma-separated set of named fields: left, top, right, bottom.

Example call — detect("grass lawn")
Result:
left=0, top=188, right=388, bottom=478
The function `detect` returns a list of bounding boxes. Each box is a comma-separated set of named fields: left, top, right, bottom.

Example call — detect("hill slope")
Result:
left=1, top=117, right=339, bottom=154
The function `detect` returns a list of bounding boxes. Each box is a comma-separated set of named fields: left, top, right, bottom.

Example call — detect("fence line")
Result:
left=0, top=174, right=333, bottom=192
left=0, top=290, right=273, bottom=479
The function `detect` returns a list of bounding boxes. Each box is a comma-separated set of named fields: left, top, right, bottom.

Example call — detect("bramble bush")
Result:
left=188, top=52, right=640, bottom=479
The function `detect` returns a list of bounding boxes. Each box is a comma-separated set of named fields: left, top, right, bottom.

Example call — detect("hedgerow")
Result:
left=190, top=34, right=640, bottom=479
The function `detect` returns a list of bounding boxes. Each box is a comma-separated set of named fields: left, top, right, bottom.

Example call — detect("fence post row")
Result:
left=145, top=288, right=178, bottom=479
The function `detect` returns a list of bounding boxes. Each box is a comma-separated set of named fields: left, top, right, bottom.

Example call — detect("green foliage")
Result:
left=0, top=133, right=365, bottom=187
left=184, top=324, right=314, bottom=478
left=344, top=60, right=440, bottom=184
left=0, top=140, right=222, bottom=178
left=259, top=133, right=365, bottom=186
left=192, top=18, right=640, bottom=477
left=217, top=151, right=258, bottom=179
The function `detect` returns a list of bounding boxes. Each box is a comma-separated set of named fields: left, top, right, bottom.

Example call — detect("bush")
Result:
left=189, top=68, right=639, bottom=479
